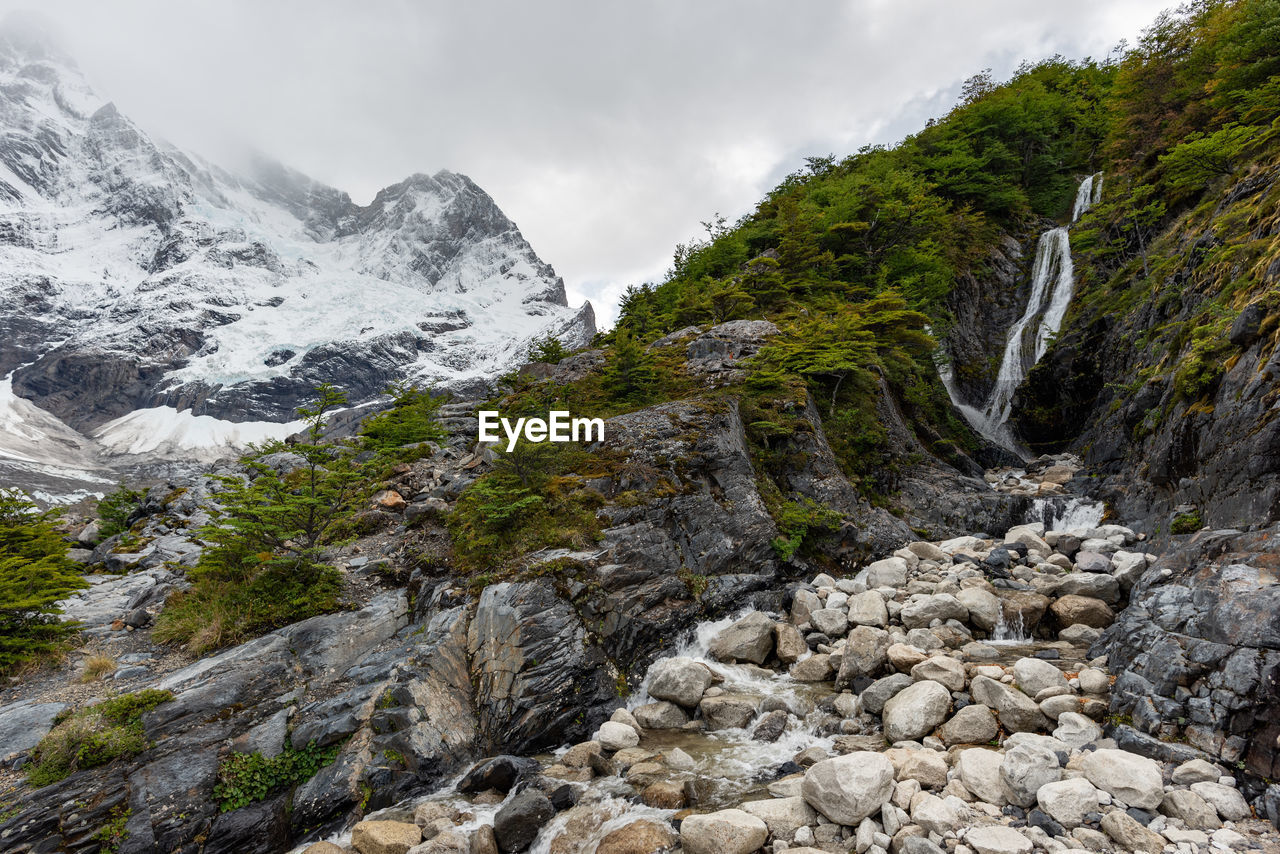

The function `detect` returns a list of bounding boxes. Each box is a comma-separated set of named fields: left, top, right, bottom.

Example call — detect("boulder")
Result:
left=493, top=790, right=555, bottom=853
left=895, top=749, right=949, bottom=789
left=1100, top=810, right=1165, bottom=854
left=964, top=826, right=1032, bottom=854
left=1049, top=595, right=1114, bottom=629
left=883, top=680, right=951, bottom=743
left=1054, top=572, right=1120, bottom=605
left=900, top=594, right=968, bottom=630
left=709, top=612, right=776, bottom=664
left=790, top=654, right=834, bottom=682
left=938, top=704, right=998, bottom=746
left=911, top=656, right=967, bottom=691
left=351, top=821, right=421, bottom=854
left=740, top=796, right=816, bottom=839
left=1035, top=777, right=1098, bottom=829
left=597, top=819, right=678, bottom=854
left=775, top=623, right=807, bottom=663
left=1189, top=781, right=1251, bottom=821
left=860, top=673, right=913, bottom=714
left=634, top=701, right=688, bottom=730
left=1080, top=749, right=1163, bottom=810
left=836, top=626, right=890, bottom=685
left=866, top=557, right=908, bottom=588
left=647, top=657, right=715, bottom=708
left=887, top=643, right=929, bottom=671
left=791, top=589, right=822, bottom=626
left=801, top=752, right=896, bottom=825
left=956, top=588, right=1001, bottom=632
left=969, top=676, right=1049, bottom=733
left=699, top=694, right=758, bottom=730
left=1011, top=658, right=1068, bottom=696
left=459, top=756, right=541, bottom=794
left=997, top=591, right=1051, bottom=632
left=847, top=590, right=889, bottom=627
left=1073, top=551, right=1112, bottom=573
left=1076, top=668, right=1110, bottom=695
left=809, top=608, right=848, bottom=638
left=1171, top=759, right=1221, bottom=785
left=999, top=742, right=1061, bottom=807
left=1160, top=789, right=1222, bottom=830
left=911, top=793, right=969, bottom=836
left=1052, top=712, right=1101, bottom=748
left=955, top=748, right=1007, bottom=806
left=597, top=721, right=640, bottom=751
left=678, top=809, right=768, bottom=854
left=907, top=541, right=948, bottom=562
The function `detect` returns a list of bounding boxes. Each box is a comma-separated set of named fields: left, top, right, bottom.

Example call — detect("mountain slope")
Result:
left=0, top=19, right=593, bottom=496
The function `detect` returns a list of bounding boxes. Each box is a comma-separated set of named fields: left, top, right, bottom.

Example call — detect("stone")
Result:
left=1012, top=658, right=1068, bottom=696
left=896, top=750, right=949, bottom=789
left=847, top=591, right=890, bottom=628
left=1073, top=552, right=1112, bottom=573
left=956, top=748, right=1007, bottom=806
left=964, top=826, right=1032, bottom=854
left=1039, top=694, right=1081, bottom=720
left=709, top=612, right=777, bottom=664
left=1052, top=712, right=1101, bottom=748
left=939, top=704, right=998, bottom=746
left=351, top=821, right=422, bottom=854
left=810, top=608, right=849, bottom=638
left=790, top=653, right=834, bottom=681
left=1058, top=623, right=1101, bottom=644
left=597, top=721, right=640, bottom=751
left=596, top=819, right=678, bottom=854
left=305, top=845, right=349, bottom=854
left=862, top=673, right=914, bottom=714
left=969, top=676, right=1049, bottom=733
left=1160, top=789, right=1221, bottom=830
left=1035, top=777, right=1099, bottom=829
left=699, top=694, right=758, bottom=730
left=1080, top=749, right=1163, bottom=810
left=678, top=809, right=768, bottom=854
left=410, top=831, right=468, bottom=854
left=494, top=790, right=555, bottom=853
left=911, top=793, right=969, bottom=836
left=647, top=657, right=715, bottom=708
left=837, top=626, right=891, bottom=685
left=911, top=656, right=967, bottom=692
left=641, top=781, right=686, bottom=810
left=1189, top=781, right=1250, bottom=821
left=801, top=751, right=896, bottom=825
left=791, top=589, right=822, bottom=626
left=373, top=489, right=407, bottom=511
left=1210, top=828, right=1248, bottom=851
left=888, top=643, right=930, bottom=671
left=740, top=796, right=817, bottom=839
left=1171, top=758, right=1220, bottom=785
left=956, top=588, right=1002, bottom=632
left=1054, top=572, right=1120, bottom=605
left=560, top=741, right=601, bottom=768
left=866, top=557, right=909, bottom=588
left=1100, top=810, right=1165, bottom=854
left=634, top=702, right=688, bottom=730
left=1000, top=742, right=1061, bottom=807
left=0, top=699, right=68, bottom=759
left=883, top=680, right=952, bottom=743
left=775, top=623, right=808, bottom=663
left=414, top=802, right=461, bottom=828
left=908, top=541, right=948, bottom=562
left=1049, top=596, right=1114, bottom=629
left=900, top=595, right=968, bottom=630
left=459, top=756, right=541, bottom=794
left=1076, top=668, right=1110, bottom=695
left=751, top=709, right=789, bottom=742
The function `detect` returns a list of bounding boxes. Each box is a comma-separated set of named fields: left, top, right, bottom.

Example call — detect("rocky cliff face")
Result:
left=0, top=22, right=593, bottom=496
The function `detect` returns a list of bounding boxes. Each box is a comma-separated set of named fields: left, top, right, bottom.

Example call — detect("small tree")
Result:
left=527, top=334, right=570, bottom=364
left=602, top=330, right=658, bottom=403
left=360, top=382, right=446, bottom=450
left=0, top=490, right=86, bottom=671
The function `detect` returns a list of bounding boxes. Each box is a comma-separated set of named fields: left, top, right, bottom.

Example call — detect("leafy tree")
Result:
left=603, top=331, right=658, bottom=403
left=0, top=490, right=86, bottom=671
left=527, top=334, right=570, bottom=364
left=360, top=382, right=446, bottom=450
left=155, top=385, right=363, bottom=653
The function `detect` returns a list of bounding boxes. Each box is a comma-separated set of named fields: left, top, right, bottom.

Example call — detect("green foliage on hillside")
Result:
left=27, top=689, right=173, bottom=787
left=155, top=386, right=363, bottom=655
left=0, top=490, right=86, bottom=673
left=213, top=740, right=340, bottom=812
left=359, top=382, right=447, bottom=452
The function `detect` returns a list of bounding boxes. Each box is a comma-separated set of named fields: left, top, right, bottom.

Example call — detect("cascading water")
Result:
left=940, top=173, right=1102, bottom=455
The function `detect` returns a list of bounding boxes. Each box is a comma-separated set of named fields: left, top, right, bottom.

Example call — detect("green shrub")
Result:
left=213, top=740, right=340, bottom=812
left=155, top=386, right=361, bottom=655
left=527, top=334, right=570, bottom=364
left=27, top=689, right=173, bottom=786
left=1170, top=511, right=1203, bottom=535
left=96, top=484, right=146, bottom=540
left=360, top=382, right=447, bottom=451
left=769, top=496, right=843, bottom=562
left=0, top=490, right=87, bottom=673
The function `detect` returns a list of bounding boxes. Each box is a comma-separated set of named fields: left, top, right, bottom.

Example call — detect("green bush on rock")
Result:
left=27, top=689, right=173, bottom=787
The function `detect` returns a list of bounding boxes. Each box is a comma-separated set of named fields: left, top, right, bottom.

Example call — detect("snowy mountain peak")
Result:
left=0, top=28, right=595, bottom=499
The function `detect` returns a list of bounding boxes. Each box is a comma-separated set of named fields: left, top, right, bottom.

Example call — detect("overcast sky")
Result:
left=9, top=1, right=1170, bottom=327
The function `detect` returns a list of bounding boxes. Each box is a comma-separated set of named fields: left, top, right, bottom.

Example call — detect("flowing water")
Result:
left=940, top=173, right=1103, bottom=455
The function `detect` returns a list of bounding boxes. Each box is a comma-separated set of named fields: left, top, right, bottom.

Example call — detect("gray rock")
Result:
left=1073, top=551, right=1112, bottom=573
left=1034, top=777, right=1098, bottom=829
left=801, top=752, right=896, bottom=825
left=969, top=676, right=1049, bottom=733
left=810, top=608, right=849, bottom=638
left=699, top=694, right=758, bottom=730
left=1012, top=657, right=1068, bottom=696
left=847, top=590, right=889, bottom=627
left=1188, top=781, right=1251, bottom=821
left=633, top=701, right=687, bottom=730
left=910, top=656, right=967, bottom=692
left=679, top=809, right=769, bottom=854
left=861, top=673, right=914, bottom=714
left=938, top=704, right=998, bottom=746
left=955, top=748, right=1008, bottom=806
left=0, top=699, right=67, bottom=759
left=709, top=612, right=776, bottom=664
left=493, top=789, right=555, bottom=853
left=1052, top=712, right=1101, bottom=748
left=964, top=826, right=1032, bottom=854
left=999, top=741, right=1061, bottom=807
left=883, top=680, right=951, bottom=743
left=1100, top=810, right=1165, bottom=854
left=836, top=626, right=891, bottom=686
left=647, top=656, right=716, bottom=708
left=1160, top=789, right=1222, bottom=830
left=956, top=588, right=1002, bottom=632
left=900, top=594, right=968, bottom=630
left=866, top=557, right=908, bottom=588
left=1080, top=749, right=1164, bottom=810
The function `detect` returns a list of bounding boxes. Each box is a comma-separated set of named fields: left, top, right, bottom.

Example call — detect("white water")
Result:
left=989, top=609, right=1032, bottom=644
left=941, top=173, right=1102, bottom=455
left=1032, top=495, right=1105, bottom=531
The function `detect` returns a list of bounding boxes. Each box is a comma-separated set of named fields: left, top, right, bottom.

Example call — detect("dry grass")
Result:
left=77, top=654, right=117, bottom=683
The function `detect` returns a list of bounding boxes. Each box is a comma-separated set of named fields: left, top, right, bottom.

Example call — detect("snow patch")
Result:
left=94, top=407, right=305, bottom=459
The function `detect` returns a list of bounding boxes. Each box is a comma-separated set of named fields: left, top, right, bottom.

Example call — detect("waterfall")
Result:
left=938, top=173, right=1101, bottom=454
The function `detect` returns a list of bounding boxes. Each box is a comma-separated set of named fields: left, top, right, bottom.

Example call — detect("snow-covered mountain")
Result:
left=0, top=18, right=594, bottom=499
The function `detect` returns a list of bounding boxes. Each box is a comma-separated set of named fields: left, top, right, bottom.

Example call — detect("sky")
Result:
left=6, top=1, right=1172, bottom=328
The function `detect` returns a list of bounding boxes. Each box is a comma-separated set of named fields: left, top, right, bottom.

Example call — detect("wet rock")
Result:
left=709, top=612, right=776, bottom=664
left=775, top=623, right=807, bottom=663
left=752, top=709, right=789, bottom=742
left=678, top=808, right=768, bottom=854
left=699, top=694, right=758, bottom=730
left=597, top=721, right=640, bottom=751
left=883, top=680, right=951, bottom=742
left=970, top=676, right=1049, bottom=733
left=1080, top=749, right=1163, bottom=810
left=1035, top=777, right=1099, bottom=829
left=351, top=820, right=421, bottom=854
left=1049, top=595, right=1114, bottom=629
left=938, top=704, right=998, bottom=746
left=634, top=702, right=688, bottom=730
left=459, top=756, right=541, bottom=794
left=493, top=789, right=555, bottom=853
left=597, top=819, right=678, bottom=854
left=641, top=781, right=686, bottom=809
left=801, top=751, right=896, bottom=825
left=646, top=657, right=715, bottom=708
